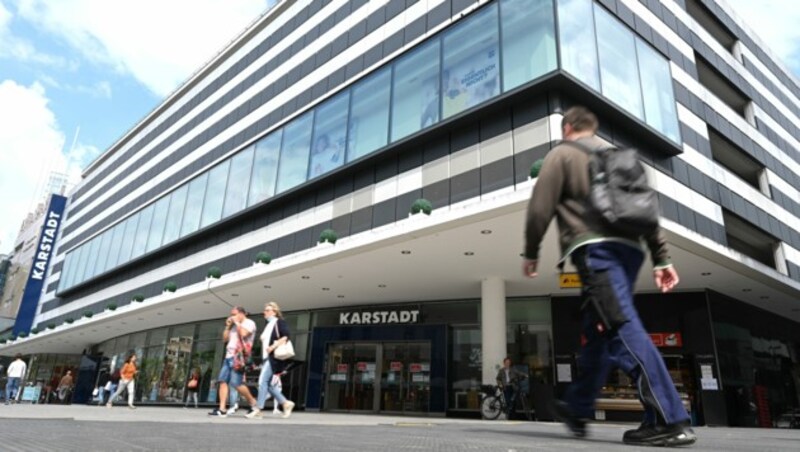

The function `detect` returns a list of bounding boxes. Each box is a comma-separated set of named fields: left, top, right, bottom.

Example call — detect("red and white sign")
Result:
left=649, top=332, right=683, bottom=348
left=390, top=361, right=403, bottom=372
left=337, top=363, right=348, bottom=373
left=409, top=363, right=422, bottom=373
left=356, top=362, right=367, bottom=372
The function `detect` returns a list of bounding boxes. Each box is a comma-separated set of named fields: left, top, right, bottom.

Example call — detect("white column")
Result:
left=481, top=277, right=506, bottom=385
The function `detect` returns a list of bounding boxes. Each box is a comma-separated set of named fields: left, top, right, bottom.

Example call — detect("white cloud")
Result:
left=0, top=0, right=70, bottom=68
left=0, top=79, right=66, bottom=253
left=15, top=0, right=270, bottom=97
left=723, top=0, right=800, bottom=77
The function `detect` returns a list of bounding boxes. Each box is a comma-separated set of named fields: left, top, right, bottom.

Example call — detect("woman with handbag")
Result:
left=107, top=354, right=138, bottom=409
left=184, top=368, right=201, bottom=408
left=246, top=301, right=295, bottom=419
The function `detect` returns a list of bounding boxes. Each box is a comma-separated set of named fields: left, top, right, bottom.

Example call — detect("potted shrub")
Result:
left=207, top=266, right=222, bottom=279
left=18, top=332, right=28, bottom=338
left=410, top=198, right=433, bottom=216
left=132, top=294, right=145, bottom=303
left=83, top=311, right=94, bottom=319
left=318, top=229, right=338, bottom=245
left=529, top=159, right=544, bottom=179
left=31, top=328, right=40, bottom=335
left=65, top=318, right=74, bottom=324
left=47, top=323, right=56, bottom=330
left=163, top=282, right=178, bottom=293
left=255, top=251, right=272, bottom=265
left=106, top=303, right=117, bottom=311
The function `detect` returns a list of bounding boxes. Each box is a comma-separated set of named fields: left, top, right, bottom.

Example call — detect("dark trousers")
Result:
left=564, top=242, right=689, bottom=426
left=503, top=386, right=516, bottom=415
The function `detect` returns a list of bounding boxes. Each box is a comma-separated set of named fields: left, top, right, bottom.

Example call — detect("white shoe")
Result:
left=245, top=408, right=262, bottom=419
left=106, top=403, right=112, bottom=409
left=281, top=401, right=295, bottom=418
left=128, top=404, right=136, bottom=410
left=229, top=403, right=239, bottom=415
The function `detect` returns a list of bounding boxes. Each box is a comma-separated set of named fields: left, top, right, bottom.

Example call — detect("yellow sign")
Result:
left=559, top=273, right=582, bottom=289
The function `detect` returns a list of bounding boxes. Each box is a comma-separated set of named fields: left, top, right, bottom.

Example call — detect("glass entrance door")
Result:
left=324, top=341, right=431, bottom=414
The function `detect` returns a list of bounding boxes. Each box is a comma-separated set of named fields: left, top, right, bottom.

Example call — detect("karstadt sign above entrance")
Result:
left=339, top=310, right=420, bottom=325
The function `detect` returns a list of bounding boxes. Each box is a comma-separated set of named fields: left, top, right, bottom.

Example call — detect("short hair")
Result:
left=561, top=106, right=598, bottom=133
left=233, top=306, right=247, bottom=315
left=15, top=353, right=22, bottom=360
left=503, top=357, right=512, bottom=364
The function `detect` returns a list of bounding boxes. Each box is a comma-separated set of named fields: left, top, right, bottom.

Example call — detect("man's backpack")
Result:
left=569, top=142, right=660, bottom=236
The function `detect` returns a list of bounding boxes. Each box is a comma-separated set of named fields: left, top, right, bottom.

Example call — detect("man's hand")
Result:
left=522, top=259, right=538, bottom=278
left=654, top=266, right=680, bottom=293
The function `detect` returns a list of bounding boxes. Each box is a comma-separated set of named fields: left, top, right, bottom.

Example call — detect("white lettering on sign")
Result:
left=339, top=309, right=420, bottom=325
left=31, top=210, right=61, bottom=280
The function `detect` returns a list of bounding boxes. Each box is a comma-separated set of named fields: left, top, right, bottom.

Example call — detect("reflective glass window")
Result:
left=594, top=5, right=643, bottom=118
left=391, top=39, right=440, bottom=141
left=161, top=185, right=188, bottom=245
left=309, top=92, right=349, bottom=179
left=146, top=195, right=171, bottom=253
left=181, top=173, right=209, bottom=237
left=500, top=0, right=556, bottom=91
left=117, top=213, right=140, bottom=265
left=276, top=113, right=313, bottom=194
left=94, top=229, right=113, bottom=275
left=200, top=162, right=229, bottom=228
left=60, top=251, right=75, bottom=289
left=222, top=146, right=255, bottom=218
left=442, top=4, right=500, bottom=119
left=347, top=68, right=391, bottom=162
left=106, top=221, right=126, bottom=270
left=248, top=131, right=282, bottom=206
left=130, top=204, right=155, bottom=260
left=81, top=236, right=101, bottom=281
left=558, top=0, right=600, bottom=90
left=636, top=40, right=681, bottom=143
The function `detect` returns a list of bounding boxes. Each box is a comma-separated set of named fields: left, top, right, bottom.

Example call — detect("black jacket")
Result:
left=264, top=318, right=291, bottom=374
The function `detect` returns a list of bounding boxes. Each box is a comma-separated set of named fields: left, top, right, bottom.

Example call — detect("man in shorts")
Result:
left=208, top=306, right=259, bottom=417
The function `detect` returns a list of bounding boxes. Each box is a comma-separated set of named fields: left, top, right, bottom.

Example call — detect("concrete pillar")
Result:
left=481, top=277, right=507, bottom=385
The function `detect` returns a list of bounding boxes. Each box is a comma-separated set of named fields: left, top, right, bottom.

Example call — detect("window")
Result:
left=723, top=209, right=778, bottom=268
left=60, top=252, right=75, bottom=289
left=685, top=0, right=737, bottom=52
left=200, top=162, right=229, bottom=229
left=130, top=204, right=155, bottom=260
left=162, top=185, right=188, bottom=245
left=594, top=5, right=644, bottom=119
left=442, top=4, right=500, bottom=119
left=310, top=91, right=349, bottom=179
left=558, top=0, right=600, bottom=90
left=248, top=131, right=282, bottom=206
left=276, top=112, right=313, bottom=194
left=117, top=214, right=140, bottom=266
left=181, top=173, right=209, bottom=237
left=82, top=236, right=101, bottom=282
left=106, top=221, right=126, bottom=270
left=146, top=195, right=171, bottom=253
left=709, top=128, right=764, bottom=191
left=500, top=0, right=556, bottom=91
left=347, top=68, right=391, bottom=162
left=222, top=146, right=255, bottom=218
left=695, top=53, right=750, bottom=118
left=94, top=229, right=113, bottom=276
left=391, top=39, right=440, bottom=141
left=636, top=41, right=681, bottom=143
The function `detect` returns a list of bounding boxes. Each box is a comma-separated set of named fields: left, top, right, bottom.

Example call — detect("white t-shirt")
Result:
left=260, top=317, right=278, bottom=360
left=225, top=318, right=256, bottom=359
left=7, top=359, right=27, bottom=378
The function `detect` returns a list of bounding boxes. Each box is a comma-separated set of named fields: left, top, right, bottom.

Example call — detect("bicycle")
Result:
left=480, top=383, right=532, bottom=421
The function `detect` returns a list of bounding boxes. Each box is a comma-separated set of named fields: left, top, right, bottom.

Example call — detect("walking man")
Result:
left=208, top=306, right=260, bottom=417
left=5, top=354, right=27, bottom=404
left=522, top=106, right=695, bottom=446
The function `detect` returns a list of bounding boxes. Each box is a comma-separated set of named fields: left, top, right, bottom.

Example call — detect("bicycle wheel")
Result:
left=481, top=395, right=503, bottom=420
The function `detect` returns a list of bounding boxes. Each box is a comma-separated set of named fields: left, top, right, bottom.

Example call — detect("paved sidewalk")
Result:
left=0, top=404, right=798, bottom=451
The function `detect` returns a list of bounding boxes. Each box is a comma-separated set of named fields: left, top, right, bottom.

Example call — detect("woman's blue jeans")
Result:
left=257, top=358, right=286, bottom=409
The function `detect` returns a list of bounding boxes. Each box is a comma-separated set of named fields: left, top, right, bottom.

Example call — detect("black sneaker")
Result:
left=623, top=423, right=697, bottom=447
left=552, top=400, right=588, bottom=438
left=208, top=408, right=228, bottom=418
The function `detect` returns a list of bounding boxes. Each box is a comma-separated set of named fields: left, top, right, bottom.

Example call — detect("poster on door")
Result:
left=390, top=361, right=403, bottom=372
left=337, top=363, right=349, bottom=373
left=409, top=363, right=422, bottom=373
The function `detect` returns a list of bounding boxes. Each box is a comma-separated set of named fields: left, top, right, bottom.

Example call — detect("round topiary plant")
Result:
left=207, top=266, right=222, bottom=279
left=410, top=198, right=433, bottom=216
left=106, top=303, right=117, bottom=311
left=132, top=294, right=145, bottom=303
left=9, top=335, right=16, bottom=341
left=31, top=328, right=40, bottom=335
left=47, top=323, right=56, bottom=330
left=163, top=282, right=177, bottom=293
left=18, top=332, right=28, bottom=338
left=0, top=339, right=6, bottom=344
left=255, top=251, right=272, bottom=265
left=83, top=311, right=93, bottom=319
left=529, top=159, right=544, bottom=179
left=318, top=229, right=338, bottom=245
left=65, top=318, right=74, bottom=324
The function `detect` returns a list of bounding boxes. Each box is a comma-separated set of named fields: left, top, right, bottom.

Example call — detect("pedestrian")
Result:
left=208, top=306, right=260, bottom=417
left=95, top=370, right=112, bottom=405
left=495, top=358, right=526, bottom=418
left=185, top=369, right=200, bottom=409
left=5, top=354, right=27, bottom=404
left=57, top=370, right=74, bottom=404
left=106, top=354, right=138, bottom=409
left=522, top=106, right=695, bottom=446
left=246, top=301, right=295, bottom=419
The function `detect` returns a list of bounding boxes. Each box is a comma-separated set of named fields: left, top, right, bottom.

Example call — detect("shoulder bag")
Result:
left=273, top=321, right=295, bottom=361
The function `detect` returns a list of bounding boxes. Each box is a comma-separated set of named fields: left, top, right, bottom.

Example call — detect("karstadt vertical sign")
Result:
left=13, top=194, right=67, bottom=336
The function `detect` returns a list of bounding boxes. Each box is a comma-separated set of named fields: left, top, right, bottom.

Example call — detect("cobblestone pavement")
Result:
left=0, top=405, right=798, bottom=451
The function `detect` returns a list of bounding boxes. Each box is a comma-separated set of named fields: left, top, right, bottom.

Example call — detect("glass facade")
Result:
left=60, top=0, right=678, bottom=292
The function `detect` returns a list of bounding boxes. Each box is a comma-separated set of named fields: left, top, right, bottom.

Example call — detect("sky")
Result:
left=0, top=0, right=799, bottom=255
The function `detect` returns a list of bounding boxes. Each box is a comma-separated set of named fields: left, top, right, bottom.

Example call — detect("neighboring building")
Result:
left=0, top=254, right=11, bottom=331
left=2, top=0, right=799, bottom=427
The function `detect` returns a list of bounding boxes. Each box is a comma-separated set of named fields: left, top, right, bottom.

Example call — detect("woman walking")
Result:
left=185, top=368, right=201, bottom=408
left=246, top=301, right=295, bottom=419
left=107, top=354, right=138, bottom=409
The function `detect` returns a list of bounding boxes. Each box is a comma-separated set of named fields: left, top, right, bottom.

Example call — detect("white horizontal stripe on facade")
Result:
left=783, top=243, right=800, bottom=268
left=618, top=0, right=694, bottom=60
left=644, top=164, right=724, bottom=225
left=676, top=103, right=710, bottom=139
left=72, top=1, right=301, bottom=207
left=61, top=0, right=440, bottom=247
left=766, top=169, right=800, bottom=202
left=672, top=65, right=800, bottom=180
left=751, top=103, right=800, bottom=154
left=66, top=0, right=345, bottom=228
left=737, top=45, right=800, bottom=111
